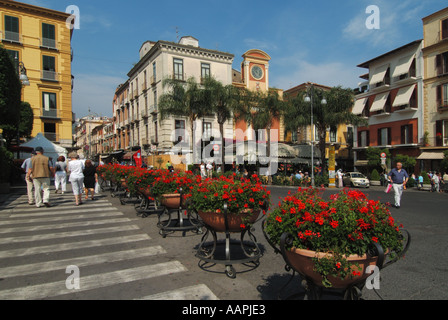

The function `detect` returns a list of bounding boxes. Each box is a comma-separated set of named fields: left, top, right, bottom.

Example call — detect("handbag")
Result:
left=95, top=181, right=100, bottom=194
left=385, top=183, right=392, bottom=193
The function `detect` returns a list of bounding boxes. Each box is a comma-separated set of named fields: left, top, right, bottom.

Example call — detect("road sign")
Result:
left=213, top=144, right=220, bottom=152
left=380, top=152, right=387, bottom=158
left=151, top=145, right=157, bottom=151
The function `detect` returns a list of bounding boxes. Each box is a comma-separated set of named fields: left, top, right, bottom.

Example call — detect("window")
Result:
left=436, top=83, right=448, bottom=108
left=44, top=123, right=56, bottom=142
left=358, top=130, right=369, bottom=147
left=154, top=121, right=158, bottom=144
left=42, top=23, right=56, bottom=48
left=377, top=127, right=391, bottom=146
left=42, top=55, right=57, bottom=81
left=401, top=125, right=414, bottom=145
left=6, top=50, right=19, bottom=69
left=436, top=120, right=448, bottom=146
left=442, top=18, right=448, bottom=40
left=330, top=127, right=337, bottom=143
left=42, top=92, right=57, bottom=118
left=436, top=52, right=448, bottom=75
left=173, top=58, right=184, bottom=80
left=202, top=122, right=212, bottom=141
left=175, top=120, right=186, bottom=142
left=4, top=15, right=20, bottom=42
left=201, top=63, right=210, bottom=80
left=153, top=62, right=156, bottom=81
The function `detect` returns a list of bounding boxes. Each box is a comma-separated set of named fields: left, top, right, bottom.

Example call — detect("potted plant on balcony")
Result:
left=264, top=187, right=408, bottom=289
left=188, top=175, right=270, bottom=232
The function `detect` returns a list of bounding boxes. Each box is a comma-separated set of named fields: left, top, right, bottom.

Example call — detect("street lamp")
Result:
left=304, top=84, right=327, bottom=187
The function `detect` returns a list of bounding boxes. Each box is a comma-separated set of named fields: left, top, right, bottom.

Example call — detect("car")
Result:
left=343, top=172, right=370, bottom=188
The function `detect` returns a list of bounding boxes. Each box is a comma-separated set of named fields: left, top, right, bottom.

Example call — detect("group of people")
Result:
left=21, top=147, right=99, bottom=207
left=199, top=161, right=222, bottom=179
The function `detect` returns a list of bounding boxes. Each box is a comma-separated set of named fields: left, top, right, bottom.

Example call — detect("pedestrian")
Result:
left=83, top=160, right=98, bottom=201
left=29, top=146, right=54, bottom=208
left=418, top=174, right=424, bottom=190
left=200, top=161, right=206, bottom=179
left=67, top=152, right=85, bottom=206
left=206, top=162, right=213, bottom=178
left=21, top=150, right=36, bottom=205
left=432, top=172, right=440, bottom=193
left=54, top=156, right=67, bottom=194
left=388, top=162, right=409, bottom=209
left=337, top=169, right=343, bottom=188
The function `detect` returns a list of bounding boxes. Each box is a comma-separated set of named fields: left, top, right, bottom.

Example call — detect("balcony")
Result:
left=141, top=138, right=149, bottom=146
left=1, top=31, right=22, bottom=44
left=142, top=82, right=148, bottom=93
left=437, top=100, right=448, bottom=112
left=41, top=109, right=60, bottom=119
left=40, top=38, right=58, bottom=50
left=150, top=76, right=156, bottom=86
left=41, top=70, right=59, bottom=82
left=149, top=104, right=158, bottom=114
left=172, top=73, right=186, bottom=82
left=141, top=109, right=149, bottom=118
left=421, top=136, right=448, bottom=148
left=44, top=132, right=59, bottom=142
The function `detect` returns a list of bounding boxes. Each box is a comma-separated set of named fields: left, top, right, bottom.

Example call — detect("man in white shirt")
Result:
left=21, top=150, right=36, bottom=205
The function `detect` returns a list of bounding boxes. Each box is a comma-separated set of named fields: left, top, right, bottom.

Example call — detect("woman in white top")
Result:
left=67, top=152, right=85, bottom=206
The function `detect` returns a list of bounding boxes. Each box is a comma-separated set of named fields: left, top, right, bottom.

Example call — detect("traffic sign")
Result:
left=380, top=152, right=387, bottom=158
left=213, top=144, right=220, bottom=152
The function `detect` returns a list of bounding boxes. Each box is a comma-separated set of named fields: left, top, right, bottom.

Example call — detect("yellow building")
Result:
left=0, top=0, right=74, bottom=149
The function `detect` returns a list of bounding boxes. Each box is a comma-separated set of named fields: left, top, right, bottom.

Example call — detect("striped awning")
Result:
left=417, top=152, right=445, bottom=160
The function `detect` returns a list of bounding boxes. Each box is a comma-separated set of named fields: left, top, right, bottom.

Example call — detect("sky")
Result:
left=17, top=0, right=448, bottom=119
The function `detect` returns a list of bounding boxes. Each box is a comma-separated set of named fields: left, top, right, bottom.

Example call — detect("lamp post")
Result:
left=15, top=58, right=30, bottom=158
left=304, top=84, right=327, bottom=187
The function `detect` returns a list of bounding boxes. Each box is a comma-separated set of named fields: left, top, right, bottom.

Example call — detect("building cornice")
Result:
left=0, top=0, right=71, bottom=20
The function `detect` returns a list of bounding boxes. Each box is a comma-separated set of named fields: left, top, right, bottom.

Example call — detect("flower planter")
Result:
left=138, top=186, right=152, bottom=198
left=285, top=248, right=378, bottom=289
left=120, top=178, right=127, bottom=189
left=198, top=210, right=260, bottom=233
left=160, top=193, right=183, bottom=209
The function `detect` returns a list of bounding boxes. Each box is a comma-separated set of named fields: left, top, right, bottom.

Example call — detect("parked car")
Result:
left=343, top=172, right=370, bottom=188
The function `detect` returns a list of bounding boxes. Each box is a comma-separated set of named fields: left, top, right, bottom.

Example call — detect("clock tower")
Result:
left=241, top=49, right=271, bottom=92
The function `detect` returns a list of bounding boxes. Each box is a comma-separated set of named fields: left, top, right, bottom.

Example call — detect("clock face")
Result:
left=251, top=65, right=264, bottom=80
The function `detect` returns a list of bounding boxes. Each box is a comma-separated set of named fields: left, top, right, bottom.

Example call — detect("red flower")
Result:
left=276, top=216, right=282, bottom=223
left=330, top=220, right=339, bottom=229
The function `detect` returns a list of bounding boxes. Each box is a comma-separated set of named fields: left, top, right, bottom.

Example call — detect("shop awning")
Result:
left=392, top=85, right=415, bottom=107
left=354, top=160, right=369, bottom=166
left=392, top=54, right=415, bottom=78
left=417, top=152, right=445, bottom=160
left=370, top=92, right=390, bottom=112
left=369, top=64, right=389, bottom=85
left=352, top=97, right=368, bottom=115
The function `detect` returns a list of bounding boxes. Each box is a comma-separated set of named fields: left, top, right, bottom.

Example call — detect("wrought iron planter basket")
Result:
left=195, top=203, right=263, bottom=279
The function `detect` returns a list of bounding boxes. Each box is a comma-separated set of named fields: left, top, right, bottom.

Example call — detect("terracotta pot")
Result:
left=198, top=210, right=260, bottom=233
left=120, top=178, right=127, bottom=188
left=285, top=248, right=378, bottom=289
left=160, top=193, right=183, bottom=209
left=138, top=186, right=152, bottom=198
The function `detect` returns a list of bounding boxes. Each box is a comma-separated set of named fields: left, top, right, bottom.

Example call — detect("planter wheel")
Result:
left=225, top=265, right=236, bottom=279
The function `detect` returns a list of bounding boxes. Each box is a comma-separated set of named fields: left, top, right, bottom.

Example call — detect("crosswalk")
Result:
left=0, top=192, right=219, bottom=300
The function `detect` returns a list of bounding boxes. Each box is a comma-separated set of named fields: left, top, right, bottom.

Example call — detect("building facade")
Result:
left=421, top=7, right=448, bottom=170
left=0, top=0, right=74, bottom=149
left=113, top=36, right=235, bottom=162
left=352, top=40, right=424, bottom=172
left=73, top=116, right=111, bottom=158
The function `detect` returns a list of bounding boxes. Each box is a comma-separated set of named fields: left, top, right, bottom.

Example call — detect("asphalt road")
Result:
left=0, top=184, right=446, bottom=301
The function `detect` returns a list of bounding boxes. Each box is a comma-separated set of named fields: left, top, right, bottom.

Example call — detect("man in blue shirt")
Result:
left=388, top=162, right=409, bottom=209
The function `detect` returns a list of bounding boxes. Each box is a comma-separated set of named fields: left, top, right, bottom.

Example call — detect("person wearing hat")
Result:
left=29, top=146, right=54, bottom=208
left=21, top=150, right=36, bottom=205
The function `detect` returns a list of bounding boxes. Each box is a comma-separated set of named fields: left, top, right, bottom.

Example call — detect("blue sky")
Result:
left=18, top=0, right=448, bottom=118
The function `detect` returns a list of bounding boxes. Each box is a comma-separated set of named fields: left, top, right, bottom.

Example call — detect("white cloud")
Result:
left=72, top=74, right=126, bottom=119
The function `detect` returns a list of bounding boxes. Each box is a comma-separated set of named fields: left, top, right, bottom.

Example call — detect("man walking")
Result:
left=21, top=150, right=36, bottom=205
left=29, top=146, right=54, bottom=208
left=388, top=162, right=409, bottom=209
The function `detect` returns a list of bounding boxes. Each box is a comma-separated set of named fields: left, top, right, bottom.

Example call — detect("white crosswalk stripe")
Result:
left=0, top=193, right=218, bottom=300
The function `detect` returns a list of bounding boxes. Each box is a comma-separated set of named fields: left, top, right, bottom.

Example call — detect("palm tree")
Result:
left=201, top=77, right=239, bottom=167
left=158, top=77, right=208, bottom=163
left=235, top=88, right=285, bottom=177
left=284, top=86, right=367, bottom=173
